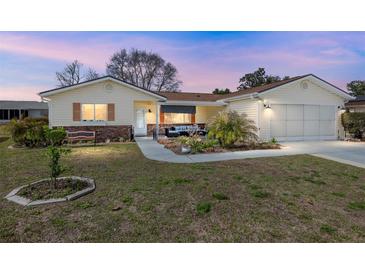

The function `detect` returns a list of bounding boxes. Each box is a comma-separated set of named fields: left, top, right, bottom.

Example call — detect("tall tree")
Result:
left=85, top=68, right=100, bottom=81
left=347, top=80, right=365, bottom=96
left=212, top=88, right=231, bottom=95
left=237, top=67, right=290, bottom=90
left=106, top=48, right=182, bottom=92
left=55, top=60, right=100, bottom=87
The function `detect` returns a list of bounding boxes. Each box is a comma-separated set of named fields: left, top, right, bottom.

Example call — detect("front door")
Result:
left=135, top=109, right=147, bottom=136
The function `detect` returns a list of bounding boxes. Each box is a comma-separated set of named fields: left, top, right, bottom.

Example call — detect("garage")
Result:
left=270, top=104, right=336, bottom=141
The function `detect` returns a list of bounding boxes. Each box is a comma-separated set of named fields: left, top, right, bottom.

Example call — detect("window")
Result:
left=20, top=109, right=28, bottom=118
left=164, top=113, right=192, bottom=124
left=81, top=104, right=107, bottom=121
left=0, top=109, right=9, bottom=120
left=9, top=109, right=20, bottom=119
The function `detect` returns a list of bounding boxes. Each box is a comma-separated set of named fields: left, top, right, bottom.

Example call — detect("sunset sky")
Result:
left=1, top=31, right=364, bottom=101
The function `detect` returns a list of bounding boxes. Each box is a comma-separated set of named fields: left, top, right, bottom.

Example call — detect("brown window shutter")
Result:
left=191, top=113, right=196, bottom=124
left=107, top=104, right=115, bottom=121
left=73, top=103, right=81, bottom=121
left=159, top=108, right=164, bottom=124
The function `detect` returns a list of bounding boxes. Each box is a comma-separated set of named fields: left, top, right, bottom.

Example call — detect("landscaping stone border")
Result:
left=5, top=176, right=95, bottom=206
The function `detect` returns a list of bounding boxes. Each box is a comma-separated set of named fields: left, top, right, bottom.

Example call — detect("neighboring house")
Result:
left=0, top=101, right=48, bottom=124
left=39, top=74, right=354, bottom=142
left=345, top=95, right=365, bottom=112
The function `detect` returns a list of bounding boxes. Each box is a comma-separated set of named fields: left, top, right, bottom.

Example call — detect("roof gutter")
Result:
left=161, top=100, right=227, bottom=106
left=217, top=93, right=259, bottom=103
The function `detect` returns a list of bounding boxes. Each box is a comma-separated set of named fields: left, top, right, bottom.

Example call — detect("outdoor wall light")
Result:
left=264, top=103, right=271, bottom=109
left=148, top=109, right=152, bottom=113
left=337, top=105, right=345, bottom=110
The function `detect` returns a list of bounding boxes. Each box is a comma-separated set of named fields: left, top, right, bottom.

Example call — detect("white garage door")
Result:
left=270, top=104, right=336, bottom=141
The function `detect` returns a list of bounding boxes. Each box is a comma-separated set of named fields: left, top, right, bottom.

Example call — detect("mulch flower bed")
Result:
left=18, top=177, right=89, bottom=201
left=158, top=138, right=281, bottom=155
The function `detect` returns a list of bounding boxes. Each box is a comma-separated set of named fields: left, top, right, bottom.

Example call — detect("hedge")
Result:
left=341, top=112, right=365, bottom=139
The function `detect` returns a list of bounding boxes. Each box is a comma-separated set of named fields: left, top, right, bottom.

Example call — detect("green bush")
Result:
left=8, top=118, right=67, bottom=147
left=208, top=111, right=258, bottom=148
left=177, top=135, right=218, bottom=154
left=341, top=112, right=365, bottom=139
left=44, top=126, right=66, bottom=146
left=47, top=146, right=70, bottom=187
left=212, top=192, right=229, bottom=200
left=8, top=117, right=49, bottom=147
left=196, top=202, right=212, bottom=214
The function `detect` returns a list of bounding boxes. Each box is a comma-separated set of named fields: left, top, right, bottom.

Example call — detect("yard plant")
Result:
left=207, top=110, right=258, bottom=147
left=8, top=117, right=49, bottom=147
left=177, top=135, right=218, bottom=154
left=341, top=112, right=365, bottom=139
left=47, top=145, right=70, bottom=187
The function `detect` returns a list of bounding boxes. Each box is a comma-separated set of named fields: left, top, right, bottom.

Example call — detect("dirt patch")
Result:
left=18, top=178, right=89, bottom=200
left=158, top=138, right=281, bottom=154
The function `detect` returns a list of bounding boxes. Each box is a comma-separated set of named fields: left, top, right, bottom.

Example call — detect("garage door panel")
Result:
left=320, top=106, right=335, bottom=120
left=304, top=105, right=319, bottom=120
left=287, top=120, right=303, bottom=136
left=270, top=104, right=335, bottom=140
left=271, top=105, right=286, bottom=121
left=304, top=120, right=320, bottom=136
left=320, top=120, right=335, bottom=136
left=271, top=121, right=286, bottom=137
left=287, top=105, right=303, bottom=120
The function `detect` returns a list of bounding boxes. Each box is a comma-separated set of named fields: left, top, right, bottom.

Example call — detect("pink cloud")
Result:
left=0, top=86, right=45, bottom=100
left=0, top=33, right=114, bottom=70
left=304, top=38, right=340, bottom=47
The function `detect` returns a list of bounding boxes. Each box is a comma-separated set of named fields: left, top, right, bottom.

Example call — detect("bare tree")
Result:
left=56, top=60, right=83, bottom=87
left=85, top=68, right=100, bottom=81
left=56, top=60, right=100, bottom=87
left=106, top=48, right=182, bottom=92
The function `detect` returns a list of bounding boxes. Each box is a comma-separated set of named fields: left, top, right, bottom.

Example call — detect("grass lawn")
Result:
left=1, top=138, right=365, bottom=242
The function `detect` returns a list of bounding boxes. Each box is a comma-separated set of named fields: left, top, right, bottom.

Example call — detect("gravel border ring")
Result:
left=4, top=176, right=95, bottom=206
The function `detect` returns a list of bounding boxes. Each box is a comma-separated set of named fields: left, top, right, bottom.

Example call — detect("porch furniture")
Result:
left=66, top=130, right=96, bottom=145
left=165, top=125, right=207, bottom=137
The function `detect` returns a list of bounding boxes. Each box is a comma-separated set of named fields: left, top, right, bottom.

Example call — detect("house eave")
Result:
left=161, top=100, right=227, bottom=106
left=38, top=76, right=167, bottom=101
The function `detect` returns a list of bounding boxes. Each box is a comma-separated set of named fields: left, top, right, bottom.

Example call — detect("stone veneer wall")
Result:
left=64, top=125, right=133, bottom=143
left=147, top=123, right=206, bottom=136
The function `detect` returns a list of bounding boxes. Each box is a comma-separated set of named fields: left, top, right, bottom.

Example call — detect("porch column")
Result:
left=154, top=102, right=160, bottom=140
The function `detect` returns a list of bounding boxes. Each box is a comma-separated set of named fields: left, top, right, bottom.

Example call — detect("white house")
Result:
left=39, top=74, right=354, bottom=142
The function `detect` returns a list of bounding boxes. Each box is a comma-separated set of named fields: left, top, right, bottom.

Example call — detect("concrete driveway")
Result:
left=282, top=141, right=365, bottom=168
left=135, top=137, right=365, bottom=168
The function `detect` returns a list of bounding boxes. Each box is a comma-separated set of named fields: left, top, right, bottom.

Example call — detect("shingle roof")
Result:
left=219, top=75, right=310, bottom=99
left=0, top=101, right=48, bottom=110
left=352, top=95, right=365, bottom=101
left=345, top=95, right=365, bottom=107
left=157, top=92, right=224, bottom=102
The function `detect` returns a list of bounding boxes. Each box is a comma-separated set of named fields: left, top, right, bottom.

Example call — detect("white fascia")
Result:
left=161, top=100, right=227, bottom=106
left=39, top=77, right=167, bottom=101
left=217, top=93, right=259, bottom=103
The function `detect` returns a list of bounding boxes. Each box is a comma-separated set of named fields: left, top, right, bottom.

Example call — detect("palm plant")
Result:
left=207, top=110, right=258, bottom=148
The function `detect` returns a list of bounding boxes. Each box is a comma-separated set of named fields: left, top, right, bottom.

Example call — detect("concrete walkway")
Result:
left=135, top=137, right=365, bottom=167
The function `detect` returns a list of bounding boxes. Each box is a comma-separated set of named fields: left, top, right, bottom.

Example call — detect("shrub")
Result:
left=212, top=192, right=229, bottom=200
left=196, top=202, right=211, bottom=214
left=341, top=112, right=365, bottom=139
left=47, top=145, right=70, bottom=187
left=177, top=135, right=218, bottom=154
left=270, top=137, right=278, bottom=144
left=320, top=224, right=336, bottom=234
left=8, top=117, right=49, bottom=147
left=208, top=111, right=258, bottom=148
left=44, top=126, right=67, bottom=146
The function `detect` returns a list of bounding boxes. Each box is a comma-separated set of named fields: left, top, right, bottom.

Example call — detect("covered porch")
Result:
left=133, top=100, right=225, bottom=137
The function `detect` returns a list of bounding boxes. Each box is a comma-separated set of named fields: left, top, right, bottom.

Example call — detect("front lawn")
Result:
left=1, top=139, right=365, bottom=242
